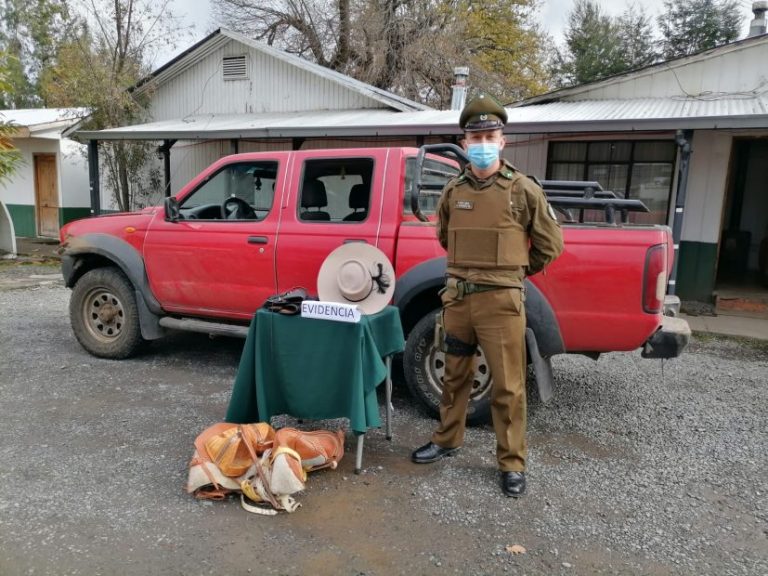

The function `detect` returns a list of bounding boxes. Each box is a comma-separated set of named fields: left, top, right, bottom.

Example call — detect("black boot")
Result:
left=411, top=442, right=459, bottom=464
left=500, top=471, right=526, bottom=497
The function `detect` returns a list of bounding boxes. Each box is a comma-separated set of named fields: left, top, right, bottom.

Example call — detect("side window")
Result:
left=179, top=161, right=278, bottom=221
left=298, top=158, right=374, bottom=223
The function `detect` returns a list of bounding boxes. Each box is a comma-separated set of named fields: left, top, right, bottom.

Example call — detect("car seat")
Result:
left=342, top=184, right=369, bottom=222
left=300, top=180, right=331, bottom=221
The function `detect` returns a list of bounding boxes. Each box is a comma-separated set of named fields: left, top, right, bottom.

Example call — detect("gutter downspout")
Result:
left=88, top=140, right=100, bottom=216
left=158, top=139, right=177, bottom=197
left=668, top=129, right=693, bottom=296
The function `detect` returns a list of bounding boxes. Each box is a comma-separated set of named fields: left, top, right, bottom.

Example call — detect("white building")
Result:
left=506, top=31, right=768, bottom=304
left=81, top=28, right=429, bottom=210
left=0, top=108, right=90, bottom=239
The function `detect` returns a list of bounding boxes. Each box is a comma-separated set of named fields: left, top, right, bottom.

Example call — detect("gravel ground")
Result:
left=0, top=274, right=766, bottom=575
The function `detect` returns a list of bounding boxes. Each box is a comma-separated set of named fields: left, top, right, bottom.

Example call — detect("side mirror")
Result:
left=164, top=196, right=180, bottom=222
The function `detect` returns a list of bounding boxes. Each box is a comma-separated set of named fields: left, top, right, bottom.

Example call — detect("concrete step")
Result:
left=715, top=293, right=768, bottom=319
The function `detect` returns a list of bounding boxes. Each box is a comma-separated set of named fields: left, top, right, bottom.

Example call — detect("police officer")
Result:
left=411, top=93, right=564, bottom=497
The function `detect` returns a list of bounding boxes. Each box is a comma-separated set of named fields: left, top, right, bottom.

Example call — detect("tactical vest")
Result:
left=446, top=174, right=530, bottom=270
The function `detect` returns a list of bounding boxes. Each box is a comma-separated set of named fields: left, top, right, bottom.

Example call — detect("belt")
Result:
left=447, top=279, right=505, bottom=299
left=459, top=281, right=500, bottom=295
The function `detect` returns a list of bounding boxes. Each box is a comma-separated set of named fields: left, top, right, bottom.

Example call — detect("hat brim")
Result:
left=317, top=243, right=395, bottom=315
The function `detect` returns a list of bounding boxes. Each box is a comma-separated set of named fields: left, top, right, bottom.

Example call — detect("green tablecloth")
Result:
left=226, top=306, right=404, bottom=434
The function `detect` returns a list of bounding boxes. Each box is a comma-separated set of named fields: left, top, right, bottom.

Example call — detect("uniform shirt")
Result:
left=436, top=160, right=564, bottom=287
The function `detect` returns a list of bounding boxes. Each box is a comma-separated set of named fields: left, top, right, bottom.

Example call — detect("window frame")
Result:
left=178, top=160, right=279, bottom=222
left=402, top=156, right=460, bottom=217
left=546, top=139, right=677, bottom=225
left=296, top=157, right=376, bottom=224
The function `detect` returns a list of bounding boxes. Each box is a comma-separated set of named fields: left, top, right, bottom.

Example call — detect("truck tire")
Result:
left=69, top=267, right=144, bottom=359
left=403, top=311, right=492, bottom=425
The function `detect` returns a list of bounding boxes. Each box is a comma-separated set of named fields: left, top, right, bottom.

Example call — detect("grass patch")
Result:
left=691, top=330, right=768, bottom=353
left=0, top=258, right=61, bottom=269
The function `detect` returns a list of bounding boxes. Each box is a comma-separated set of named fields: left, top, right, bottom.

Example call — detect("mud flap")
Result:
left=526, top=328, right=554, bottom=403
left=136, top=289, right=165, bottom=340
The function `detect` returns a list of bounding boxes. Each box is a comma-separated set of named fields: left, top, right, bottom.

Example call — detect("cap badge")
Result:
left=480, top=114, right=488, bottom=121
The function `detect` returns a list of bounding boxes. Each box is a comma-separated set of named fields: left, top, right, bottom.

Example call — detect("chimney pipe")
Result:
left=450, top=67, right=469, bottom=111
left=749, top=1, right=767, bottom=37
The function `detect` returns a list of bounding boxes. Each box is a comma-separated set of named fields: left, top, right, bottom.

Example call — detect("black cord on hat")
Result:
left=372, top=263, right=391, bottom=295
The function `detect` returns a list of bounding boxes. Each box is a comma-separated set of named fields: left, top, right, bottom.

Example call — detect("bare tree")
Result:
left=41, top=0, right=191, bottom=210
left=213, top=0, right=549, bottom=106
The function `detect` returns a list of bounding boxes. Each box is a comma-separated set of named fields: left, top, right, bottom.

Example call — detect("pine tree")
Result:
left=554, top=0, right=625, bottom=85
left=658, top=0, right=743, bottom=59
left=0, top=0, right=74, bottom=107
left=616, top=5, right=657, bottom=70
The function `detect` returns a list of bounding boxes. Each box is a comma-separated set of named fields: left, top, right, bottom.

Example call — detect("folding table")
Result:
left=226, top=305, right=405, bottom=473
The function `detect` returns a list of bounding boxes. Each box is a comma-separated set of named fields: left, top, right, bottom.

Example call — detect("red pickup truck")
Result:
left=59, top=145, right=690, bottom=423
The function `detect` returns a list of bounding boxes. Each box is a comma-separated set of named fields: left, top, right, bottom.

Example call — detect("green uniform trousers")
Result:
left=431, top=287, right=527, bottom=472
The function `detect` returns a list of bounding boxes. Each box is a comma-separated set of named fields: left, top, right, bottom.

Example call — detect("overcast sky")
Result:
left=155, top=0, right=761, bottom=66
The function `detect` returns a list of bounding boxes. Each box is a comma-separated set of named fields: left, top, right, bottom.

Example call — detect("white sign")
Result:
left=301, top=301, right=361, bottom=323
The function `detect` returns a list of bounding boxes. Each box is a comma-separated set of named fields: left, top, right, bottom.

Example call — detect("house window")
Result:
left=546, top=140, right=676, bottom=224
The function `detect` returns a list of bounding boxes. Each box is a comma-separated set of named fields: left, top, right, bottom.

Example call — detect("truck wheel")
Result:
left=403, top=311, right=492, bottom=425
left=69, top=267, right=144, bottom=359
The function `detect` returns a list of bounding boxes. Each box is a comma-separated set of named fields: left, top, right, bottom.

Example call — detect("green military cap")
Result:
left=459, top=93, right=508, bottom=132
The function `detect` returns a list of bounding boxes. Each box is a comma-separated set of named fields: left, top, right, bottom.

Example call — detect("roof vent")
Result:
left=450, top=67, right=469, bottom=111
left=749, top=1, right=768, bottom=37
left=222, top=56, right=248, bottom=80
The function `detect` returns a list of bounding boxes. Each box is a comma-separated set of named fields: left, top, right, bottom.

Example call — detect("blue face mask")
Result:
left=467, top=142, right=500, bottom=169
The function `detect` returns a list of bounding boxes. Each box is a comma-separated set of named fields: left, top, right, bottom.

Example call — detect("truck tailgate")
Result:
left=535, top=225, right=672, bottom=353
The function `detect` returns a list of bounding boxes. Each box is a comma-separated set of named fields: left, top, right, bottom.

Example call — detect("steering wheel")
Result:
left=221, top=196, right=257, bottom=220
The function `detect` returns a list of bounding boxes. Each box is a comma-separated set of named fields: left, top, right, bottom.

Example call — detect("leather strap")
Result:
left=240, top=493, right=279, bottom=516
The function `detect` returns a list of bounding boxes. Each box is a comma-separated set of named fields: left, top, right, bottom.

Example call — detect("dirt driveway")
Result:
left=0, top=268, right=766, bottom=575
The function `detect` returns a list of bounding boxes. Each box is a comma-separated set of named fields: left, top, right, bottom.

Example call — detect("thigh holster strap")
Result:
left=445, top=334, right=477, bottom=357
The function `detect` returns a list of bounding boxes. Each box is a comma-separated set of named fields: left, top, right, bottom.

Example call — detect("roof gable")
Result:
left=134, top=28, right=430, bottom=113
left=519, top=33, right=768, bottom=106
left=0, top=107, right=90, bottom=137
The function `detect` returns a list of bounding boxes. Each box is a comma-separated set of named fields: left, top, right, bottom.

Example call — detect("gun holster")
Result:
left=434, top=311, right=447, bottom=352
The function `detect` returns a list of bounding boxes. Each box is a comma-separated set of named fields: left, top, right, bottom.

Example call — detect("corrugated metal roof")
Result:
left=132, top=28, right=430, bottom=113
left=77, top=95, right=768, bottom=141
left=0, top=108, right=90, bottom=131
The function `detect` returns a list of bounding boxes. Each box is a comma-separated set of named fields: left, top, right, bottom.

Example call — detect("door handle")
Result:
left=343, top=239, right=369, bottom=244
left=248, top=236, right=268, bottom=244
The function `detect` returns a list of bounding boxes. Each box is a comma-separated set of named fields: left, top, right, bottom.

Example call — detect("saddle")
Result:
left=187, top=423, right=346, bottom=514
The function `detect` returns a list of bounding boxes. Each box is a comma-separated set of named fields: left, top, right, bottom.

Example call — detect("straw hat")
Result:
left=317, top=243, right=396, bottom=314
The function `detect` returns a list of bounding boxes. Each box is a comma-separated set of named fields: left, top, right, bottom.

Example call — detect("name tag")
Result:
left=455, top=200, right=473, bottom=210
left=301, top=301, right=361, bottom=323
